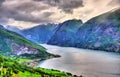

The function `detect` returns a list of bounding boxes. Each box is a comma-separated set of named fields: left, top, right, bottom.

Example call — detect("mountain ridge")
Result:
left=47, top=8, right=120, bottom=52
left=3, top=8, right=120, bottom=53
left=0, top=27, right=56, bottom=59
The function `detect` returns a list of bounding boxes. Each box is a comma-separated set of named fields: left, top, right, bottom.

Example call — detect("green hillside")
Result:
left=0, top=29, right=55, bottom=58
left=0, top=55, right=76, bottom=77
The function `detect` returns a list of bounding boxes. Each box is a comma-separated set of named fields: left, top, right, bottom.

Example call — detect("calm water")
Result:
left=37, top=44, right=120, bottom=77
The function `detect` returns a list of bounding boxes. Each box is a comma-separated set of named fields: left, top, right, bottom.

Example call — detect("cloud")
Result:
left=33, top=0, right=84, bottom=13
left=0, top=0, right=8, bottom=25
left=0, top=0, right=5, bottom=6
left=0, top=18, right=8, bottom=25
left=108, top=0, right=120, bottom=6
left=76, top=0, right=120, bottom=22
left=0, top=0, right=56, bottom=27
left=0, top=0, right=119, bottom=29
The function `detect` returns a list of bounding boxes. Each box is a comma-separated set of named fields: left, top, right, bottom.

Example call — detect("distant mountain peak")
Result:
left=62, top=19, right=83, bottom=24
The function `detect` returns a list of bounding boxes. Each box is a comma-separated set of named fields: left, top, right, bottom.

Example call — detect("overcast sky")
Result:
left=0, top=0, right=120, bottom=29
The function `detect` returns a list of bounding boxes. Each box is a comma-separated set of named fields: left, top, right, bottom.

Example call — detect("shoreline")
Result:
left=22, top=54, right=61, bottom=68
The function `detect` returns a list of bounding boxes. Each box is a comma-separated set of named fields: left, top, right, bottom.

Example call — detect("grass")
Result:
left=17, top=58, right=31, bottom=63
left=0, top=55, right=76, bottom=77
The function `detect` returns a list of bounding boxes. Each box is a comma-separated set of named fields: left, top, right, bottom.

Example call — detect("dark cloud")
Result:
left=0, top=8, right=54, bottom=23
left=0, top=0, right=83, bottom=25
left=0, top=0, right=5, bottom=6
left=0, top=0, right=5, bottom=4
left=0, top=0, right=8, bottom=24
left=0, top=0, right=54, bottom=24
left=33, top=0, right=84, bottom=13
left=15, top=1, right=49, bottom=12
left=11, top=11, right=54, bottom=23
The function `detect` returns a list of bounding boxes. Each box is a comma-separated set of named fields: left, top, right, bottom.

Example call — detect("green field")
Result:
left=0, top=55, right=77, bottom=77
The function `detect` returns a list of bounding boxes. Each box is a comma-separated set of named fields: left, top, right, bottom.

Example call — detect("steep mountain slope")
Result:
left=47, top=19, right=83, bottom=46
left=0, top=27, right=54, bottom=59
left=22, top=24, right=57, bottom=43
left=75, top=8, right=120, bottom=52
left=0, top=25, right=4, bottom=29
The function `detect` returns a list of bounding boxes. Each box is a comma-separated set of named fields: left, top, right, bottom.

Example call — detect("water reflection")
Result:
left=37, top=44, right=120, bottom=77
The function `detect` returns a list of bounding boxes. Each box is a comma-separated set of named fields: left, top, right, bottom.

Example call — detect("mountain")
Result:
left=47, top=19, right=83, bottom=46
left=5, top=25, right=23, bottom=35
left=75, top=8, right=120, bottom=52
left=0, top=25, right=4, bottom=29
left=0, top=26, right=54, bottom=59
left=47, top=8, right=120, bottom=52
left=0, top=26, right=76, bottom=77
left=3, top=8, right=120, bottom=53
left=22, top=24, right=57, bottom=43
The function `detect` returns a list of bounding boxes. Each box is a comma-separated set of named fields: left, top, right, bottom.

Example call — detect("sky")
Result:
left=0, top=0, right=120, bottom=29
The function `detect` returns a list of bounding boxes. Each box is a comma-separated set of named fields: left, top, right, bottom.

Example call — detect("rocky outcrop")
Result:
left=6, top=39, right=42, bottom=58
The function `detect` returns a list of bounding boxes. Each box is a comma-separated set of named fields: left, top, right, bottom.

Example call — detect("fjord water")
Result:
left=37, top=44, right=120, bottom=77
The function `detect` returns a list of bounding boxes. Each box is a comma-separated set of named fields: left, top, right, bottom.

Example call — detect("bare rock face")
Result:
left=0, top=38, right=42, bottom=58
left=6, top=39, right=40, bottom=56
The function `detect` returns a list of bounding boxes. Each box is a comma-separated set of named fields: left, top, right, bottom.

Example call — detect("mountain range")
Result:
left=48, top=8, right=120, bottom=52
left=22, top=24, right=57, bottom=43
left=0, top=25, right=76, bottom=77
left=48, top=19, right=83, bottom=46
left=4, top=8, right=120, bottom=53
left=0, top=7, right=119, bottom=77
left=74, top=8, right=120, bottom=52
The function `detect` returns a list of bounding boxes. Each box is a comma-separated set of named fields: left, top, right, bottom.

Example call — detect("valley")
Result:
left=0, top=5, right=120, bottom=77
